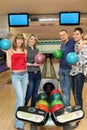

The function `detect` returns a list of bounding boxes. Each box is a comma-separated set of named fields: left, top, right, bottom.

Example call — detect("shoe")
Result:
left=17, top=128, right=25, bottom=130
left=70, top=121, right=80, bottom=129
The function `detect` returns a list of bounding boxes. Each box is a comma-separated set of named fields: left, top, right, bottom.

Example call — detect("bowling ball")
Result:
left=36, top=92, right=49, bottom=102
left=36, top=104, right=49, bottom=113
left=35, top=100, right=49, bottom=107
left=34, top=53, right=45, bottom=64
left=50, top=99, right=64, bottom=108
left=51, top=104, right=64, bottom=113
left=43, top=82, right=55, bottom=96
left=53, top=49, right=63, bottom=59
left=50, top=89, right=61, bottom=96
left=0, top=39, right=11, bottom=50
left=66, top=52, right=78, bottom=65
left=50, top=93, right=61, bottom=102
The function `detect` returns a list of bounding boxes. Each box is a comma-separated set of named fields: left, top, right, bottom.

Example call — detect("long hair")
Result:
left=12, top=33, right=25, bottom=51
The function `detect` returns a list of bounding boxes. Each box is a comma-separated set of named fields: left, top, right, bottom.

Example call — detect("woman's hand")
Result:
left=27, top=62, right=42, bottom=66
left=33, top=62, right=42, bottom=66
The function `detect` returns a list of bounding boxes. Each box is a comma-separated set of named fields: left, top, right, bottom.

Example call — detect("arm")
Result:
left=27, top=62, right=42, bottom=67
left=6, top=49, right=12, bottom=68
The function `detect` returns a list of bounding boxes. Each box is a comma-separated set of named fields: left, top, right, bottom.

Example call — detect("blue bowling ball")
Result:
left=0, top=39, right=11, bottom=50
left=66, top=52, right=79, bottom=64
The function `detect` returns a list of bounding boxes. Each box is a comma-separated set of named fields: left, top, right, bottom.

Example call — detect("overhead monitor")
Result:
left=59, top=12, right=80, bottom=25
left=8, top=13, right=29, bottom=27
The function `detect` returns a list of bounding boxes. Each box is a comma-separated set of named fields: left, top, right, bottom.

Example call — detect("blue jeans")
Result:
left=58, top=68, right=71, bottom=107
left=70, top=73, right=85, bottom=108
left=25, top=71, right=41, bottom=107
left=11, top=71, right=28, bottom=129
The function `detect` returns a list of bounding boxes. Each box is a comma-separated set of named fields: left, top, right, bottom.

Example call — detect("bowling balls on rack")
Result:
left=34, top=53, right=46, bottom=64
left=53, top=49, right=63, bottom=59
left=36, top=104, right=49, bottom=113
left=0, top=39, right=11, bottom=50
left=35, top=100, right=49, bottom=107
left=50, top=99, right=64, bottom=108
left=50, top=93, right=62, bottom=102
left=43, top=82, right=55, bottom=96
left=50, top=89, right=61, bottom=96
left=66, top=52, right=79, bottom=65
left=36, top=92, right=49, bottom=102
left=51, top=104, right=64, bottom=113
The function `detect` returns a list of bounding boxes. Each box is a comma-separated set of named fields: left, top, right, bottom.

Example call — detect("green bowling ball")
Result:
left=50, top=93, right=61, bottom=102
left=53, top=49, right=63, bottom=59
left=36, top=92, right=49, bottom=101
left=50, top=99, right=64, bottom=108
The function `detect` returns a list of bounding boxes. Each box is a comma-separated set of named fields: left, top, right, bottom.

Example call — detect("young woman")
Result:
left=25, top=33, right=42, bottom=107
left=6, top=33, right=28, bottom=130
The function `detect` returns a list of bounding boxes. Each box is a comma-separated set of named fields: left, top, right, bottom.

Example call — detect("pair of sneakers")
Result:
left=70, top=121, right=80, bottom=129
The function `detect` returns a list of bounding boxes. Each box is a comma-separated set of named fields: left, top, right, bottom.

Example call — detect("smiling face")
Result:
left=73, top=27, right=83, bottom=43
left=73, top=28, right=84, bottom=51
left=16, top=38, right=24, bottom=47
left=73, top=30, right=83, bottom=42
left=29, top=36, right=37, bottom=46
left=12, top=33, right=25, bottom=51
left=59, top=30, right=68, bottom=43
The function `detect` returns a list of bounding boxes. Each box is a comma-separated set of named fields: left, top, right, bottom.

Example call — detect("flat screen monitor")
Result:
left=8, top=13, right=29, bottom=27
left=59, top=12, right=80, bottom=25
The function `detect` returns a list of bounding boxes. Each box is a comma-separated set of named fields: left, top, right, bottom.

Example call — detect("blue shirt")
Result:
left=59, top=39, right=75, bottom=70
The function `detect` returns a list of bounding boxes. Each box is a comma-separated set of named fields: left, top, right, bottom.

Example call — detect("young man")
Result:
left=70, top=27, right=87, bottom=129
left=58, top=29, right=75, bottom=107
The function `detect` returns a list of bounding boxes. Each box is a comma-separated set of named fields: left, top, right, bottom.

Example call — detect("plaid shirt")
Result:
left=70, top=44, right=87, bottom=76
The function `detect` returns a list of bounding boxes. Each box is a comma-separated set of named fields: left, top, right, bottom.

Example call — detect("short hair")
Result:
left=59, top=29, right=68, bottom=33
left=73, top=27, right=84, bottom=34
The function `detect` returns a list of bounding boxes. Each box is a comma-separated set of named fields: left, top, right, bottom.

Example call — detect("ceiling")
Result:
left=0, top=0, right=87, bottom=15
left=1, top=0, right=87, bottom=39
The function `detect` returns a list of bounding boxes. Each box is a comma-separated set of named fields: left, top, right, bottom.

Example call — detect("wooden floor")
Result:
left=0, top=69, right=87, bottom=130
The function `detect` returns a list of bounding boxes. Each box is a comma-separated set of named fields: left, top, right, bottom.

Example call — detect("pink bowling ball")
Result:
left=34, top=53, right=46, bottom=64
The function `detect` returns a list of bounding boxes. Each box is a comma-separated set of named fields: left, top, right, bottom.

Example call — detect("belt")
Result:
left=11, top=71, right=27, bottom=75
left=29, top=71, right=40, bottom=74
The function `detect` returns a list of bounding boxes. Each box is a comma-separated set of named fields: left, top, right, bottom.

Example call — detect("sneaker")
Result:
left=17, top=128, right=25, bottom=130
left=70, top=121, right=80, bottom=129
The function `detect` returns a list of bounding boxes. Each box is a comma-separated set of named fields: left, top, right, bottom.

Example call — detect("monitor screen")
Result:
left=59, top=12, right=80, bottom=25
left=8, top=13, right=29, bottom=27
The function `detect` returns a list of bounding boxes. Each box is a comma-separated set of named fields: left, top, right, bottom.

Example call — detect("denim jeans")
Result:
left=11, top=71, right=28, bottom=129
left=25, top=71, right=41, bottom=107
left=58, top=68, right=71, bottom=107
left=70, top=73, right=85, bottom=108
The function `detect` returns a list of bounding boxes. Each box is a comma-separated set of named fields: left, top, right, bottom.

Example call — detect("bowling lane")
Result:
left=39, top=54, right=59, bottom=93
